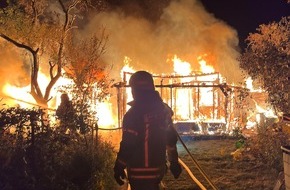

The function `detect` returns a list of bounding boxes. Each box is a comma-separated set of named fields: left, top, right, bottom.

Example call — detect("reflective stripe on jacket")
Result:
left=116, top=91, right=178, bottom=181
left=128, top=166, right=166, bottom=181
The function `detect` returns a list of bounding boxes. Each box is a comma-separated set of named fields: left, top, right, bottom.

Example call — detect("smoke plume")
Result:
left=0, top=0, right=244, bottom=104
left=85, top=0, right=243, bottom=83
left=0, top=45, right=30, bottom=94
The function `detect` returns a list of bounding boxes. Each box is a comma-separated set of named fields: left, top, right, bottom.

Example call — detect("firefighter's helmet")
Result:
left=129, top=71, right=155, bottom=90
left=60, top=93, right=69, bottom=102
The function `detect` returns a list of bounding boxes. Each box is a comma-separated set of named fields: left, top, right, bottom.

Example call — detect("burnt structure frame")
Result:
left=113, top=72, right=244, bottom=132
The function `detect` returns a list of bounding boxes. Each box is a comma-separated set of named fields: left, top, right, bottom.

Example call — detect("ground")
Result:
left=101, top=130, right=284, bottom=190
left=163, top=137, right=281, bottom=190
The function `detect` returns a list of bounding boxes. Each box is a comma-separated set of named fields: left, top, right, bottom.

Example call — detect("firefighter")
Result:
left=56, top=93, right=76, bottom=131
left=114, top=71, right=182, bottom=190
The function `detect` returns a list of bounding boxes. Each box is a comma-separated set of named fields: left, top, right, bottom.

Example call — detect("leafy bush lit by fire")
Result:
left=0, top=106, right=117, bottom=190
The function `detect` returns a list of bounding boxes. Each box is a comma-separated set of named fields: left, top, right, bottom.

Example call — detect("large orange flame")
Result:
left=2, top=54, right=275, bottom=131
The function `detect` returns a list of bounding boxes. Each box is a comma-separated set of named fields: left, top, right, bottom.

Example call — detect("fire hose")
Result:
left=178, top=158, right=206, bottom=190
left=175, top=130, right=219, bottom=190
left=3, top=95, right=218, bottom=189
left=123, top=130, right=220, bottom=190
left=123, top=161, right=206, bottom=190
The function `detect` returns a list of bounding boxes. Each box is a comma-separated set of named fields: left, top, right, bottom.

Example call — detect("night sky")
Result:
left=200, top=0, right=290, bottom=49
left=1, top=0, right=289, bottom=50
left=106, top=0, right=290, bottom=50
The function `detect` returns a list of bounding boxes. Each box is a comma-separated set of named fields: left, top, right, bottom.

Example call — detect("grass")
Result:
left=162, top=138, right=280, bottom=190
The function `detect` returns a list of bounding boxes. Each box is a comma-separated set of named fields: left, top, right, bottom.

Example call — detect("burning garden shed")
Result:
left=113, top=70, right=247, bottom=135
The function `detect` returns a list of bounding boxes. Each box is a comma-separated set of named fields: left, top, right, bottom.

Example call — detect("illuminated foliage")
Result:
left=65, top=33, right=112, bottom=101
left=0, top=0, right=110, bottom=107
left=0, top=106, right=117, bottom=190
left=59, top=32, right=114, bottom=134
left=239, top=17, right=290, bottom=113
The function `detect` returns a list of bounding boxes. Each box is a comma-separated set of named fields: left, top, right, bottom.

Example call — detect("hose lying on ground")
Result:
left=176, top=131, right=219, bottom=190
left=178, top=158, right=207, bottom=190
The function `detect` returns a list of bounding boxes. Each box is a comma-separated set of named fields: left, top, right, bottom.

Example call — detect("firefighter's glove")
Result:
left=170, top=161, right=182, bottom=179
left=114, top=163, right=126, bottom=186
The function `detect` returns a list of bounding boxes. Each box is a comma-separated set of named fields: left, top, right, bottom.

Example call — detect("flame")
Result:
left=2, top=83, right=35, bottom=107
left=245, top=77, right=253, bottom=90
left=2, top=70, right=53, bottom=108
left=2, top=69, right=117, bottom=128
left=196, top=55, right=216, bottom=107
left=244, top=79, right=277, bottom=128
left=118, top=54, right=222, bottom=121
left=245, top=77, right=263, bottom=93
left=198, top=55, right=215, bottom=73
left=172, top=55, right=191, bottom=76
left=244, top=98, right=278, bottom=129
left=256, top=104, right=277, bottom=118
left=2, top=53, right=274, bottom=132
left=121, top=57, right=136, bottom=105
left=171, top=55, right=192, bottom=119
left=3, top=54, right=224, bottom=129
left=95, top=102, right=115, bottom=127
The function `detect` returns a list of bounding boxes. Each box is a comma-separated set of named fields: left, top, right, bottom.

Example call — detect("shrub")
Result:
left=246, top=122, right=289, bottom=171
left=0, top=106, right=117, bottom=190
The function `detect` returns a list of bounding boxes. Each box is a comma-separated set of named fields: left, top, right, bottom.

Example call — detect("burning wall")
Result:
left=114, top=55, right=245, bottom=131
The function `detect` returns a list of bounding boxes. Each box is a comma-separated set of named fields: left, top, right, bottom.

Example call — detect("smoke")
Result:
left=0, top=0, right=244, bottom=101
left=84, top=0, right=243, bottom=83
left=0, top=43, right=30, bottom=95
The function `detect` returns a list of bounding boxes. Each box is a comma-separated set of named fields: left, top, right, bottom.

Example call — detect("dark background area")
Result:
left=1, top=0, right=289, bottom=49
left=106, top=0, right=290, bottom=49
left=199, top=0, right=290, bottom=49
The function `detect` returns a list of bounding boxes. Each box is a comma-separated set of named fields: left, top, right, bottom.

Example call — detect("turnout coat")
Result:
left=115, top=91, right=179, bottom=183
